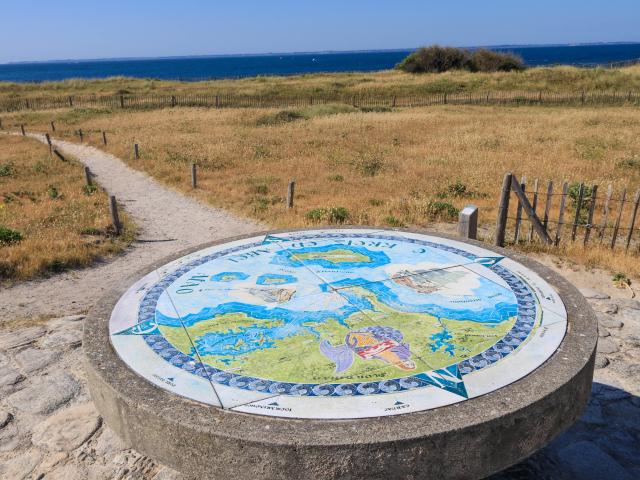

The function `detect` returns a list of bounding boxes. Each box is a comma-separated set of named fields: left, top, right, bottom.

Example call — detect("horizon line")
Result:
left=3, top=41, right=640, bottom=66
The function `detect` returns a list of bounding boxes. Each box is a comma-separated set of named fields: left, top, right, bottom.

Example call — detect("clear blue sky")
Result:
left=1, top=0, right=638, bottom=63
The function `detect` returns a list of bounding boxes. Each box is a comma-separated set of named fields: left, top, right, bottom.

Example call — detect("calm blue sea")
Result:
left=2, top=43, right=640, bottom=83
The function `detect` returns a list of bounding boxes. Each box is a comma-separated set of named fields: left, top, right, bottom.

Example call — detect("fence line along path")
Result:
left=1, top=89, right=640, bottom=113
left=0, top=133, right=263, bottom=323
left=495, top=172, right=640, bottom=252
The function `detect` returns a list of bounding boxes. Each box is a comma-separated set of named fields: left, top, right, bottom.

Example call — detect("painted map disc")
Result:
left=109, top=229, right=567, bottom=419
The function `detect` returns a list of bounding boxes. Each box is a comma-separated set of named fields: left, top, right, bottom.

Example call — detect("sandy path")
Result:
left=0, top=134, right=263, bottom=323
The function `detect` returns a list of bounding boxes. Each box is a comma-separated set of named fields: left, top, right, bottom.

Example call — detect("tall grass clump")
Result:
left=397, top=45, right=524, bottom=73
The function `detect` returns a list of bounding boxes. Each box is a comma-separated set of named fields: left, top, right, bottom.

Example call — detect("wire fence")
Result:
left=2, top=89, right=640, bottom=113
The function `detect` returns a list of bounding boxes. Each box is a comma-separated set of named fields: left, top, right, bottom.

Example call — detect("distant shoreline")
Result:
left=4, top=42, right=640, bottom=66
left=1, top=43, right=640, bottom=83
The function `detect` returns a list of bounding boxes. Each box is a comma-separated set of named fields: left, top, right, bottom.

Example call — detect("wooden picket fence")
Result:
left=1, top=89, right=640, bottom=113
left=495, top=173, right=640, bottom=252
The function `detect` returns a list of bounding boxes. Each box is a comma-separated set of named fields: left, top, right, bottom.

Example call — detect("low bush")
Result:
left=426, top=201, right=459, bottom=221
left=397, top=45, right=524, bottom=73
left=0, top=226, right=23, bottom=245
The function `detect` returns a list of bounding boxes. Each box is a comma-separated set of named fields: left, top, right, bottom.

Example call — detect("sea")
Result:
left=1, top=43, right=640, bottom=83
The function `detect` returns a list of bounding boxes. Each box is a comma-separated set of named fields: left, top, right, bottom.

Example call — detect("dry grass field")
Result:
left=3, top=102, right=639, bottom=277
left=2, top=65, right=640, bottom=101
left=0, top=134, right=134, bottom=283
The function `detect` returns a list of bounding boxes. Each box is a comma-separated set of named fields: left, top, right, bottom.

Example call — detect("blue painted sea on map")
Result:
left=3, top=43, right=640, bottom=82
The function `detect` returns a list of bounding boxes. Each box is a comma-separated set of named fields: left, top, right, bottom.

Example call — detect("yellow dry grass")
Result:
left=3, top=102, right=640, bottom=278
left=2, top=65, right=640, bottom=101
left=0, top=134, right=134, bottom=283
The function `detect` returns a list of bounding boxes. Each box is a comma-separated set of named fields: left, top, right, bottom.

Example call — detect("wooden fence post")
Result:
left=78, top=129, right=83, bottom=143
left=599, top=184, right=613, bottom=242
left=543, top=180, right=553, bottom=230
left=109, top=196, right=122, bottom=236
left=513, top=176, right=526, bottom=243
left=120, top=95, right=125, bottom=108
left=495, top=173, right=513, bottom=247
left=68, top=96, right=73, bottom=107
left=134, top=143, right=139, bottom=159
left=20, top=124, right=25, bottom=136
left=528, top=179, right=539, bottom=242
left=50, top=121, right=56, bottom=132
left=45, top=133, right=52, bottom=153
left=53, top=149, right=66, bottom=162
left=84, top=166, right=92, bottom=186
left=191, top=163, right=197, bottom=188
left=458, top=205, right=478, bottom=240
left=286, top=180, right=295, bottom=209
left=510, top=176, right=552, bottom=244
left=625, top=189, right=640, bottom=251
left=171, top=95, right=176, bottom=107
left=611, top=189, right=626, bottom=249
left=0, top=119, right=3, bottom=130
left=583, top=185, right=598, bottom=245
left=571, top=183, right=585, bottom=241
left=102, top=131, right=107, bottom=145
left=555, top=182, right=569, bottom=246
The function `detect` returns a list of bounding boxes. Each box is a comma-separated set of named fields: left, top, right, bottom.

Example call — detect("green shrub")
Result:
left=369, top=199, right=384, bottom=206
left=256, top=110, right=305, bottom=126
left=618, top=156, right=640, bottom=169
left=83, top=184, right=98, bottom=196
left=0, top=163, right=13, bottom=177
left=469, top=49, right=525, bottom=72
left=47, top=185, right=60, bottom=199
left=353, top=154, right=385, bottom=177
left=328, top=174, right=344, bottom=182
left=305, top=208, right=327, bottom=223
left=0, top=226, right=23, bottom=245
left=384, top=216, right=406, bottom=228
left=397, top=46, right=469, bottom=73
left=397, top=45, right=524, bottom=73
left=328, top=207, right=350, bottom=224
left=426, top=201, right=459, bottom=221
left=80, top=227, right=103, bottom=235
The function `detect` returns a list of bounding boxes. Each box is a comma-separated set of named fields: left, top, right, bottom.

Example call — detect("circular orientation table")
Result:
left=85, top=228, right=597, bottom=479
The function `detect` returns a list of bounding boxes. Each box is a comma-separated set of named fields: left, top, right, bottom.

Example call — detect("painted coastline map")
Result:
left=109, top=229, right=567, bottom=419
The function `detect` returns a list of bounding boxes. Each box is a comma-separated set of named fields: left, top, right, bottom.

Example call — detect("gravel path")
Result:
left=0, top=134, right=263, bottom=323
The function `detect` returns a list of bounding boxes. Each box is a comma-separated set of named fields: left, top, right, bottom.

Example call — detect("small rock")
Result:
left=0, top=410, right=11, bottom=428
left=594, top=355, right=610, bottom=369
left=0, top=420, right=21, bottom=453
left=0, top=448, right=42, bottom=479
left=618, top=308, right=638, bottom=324
left=8, top=372, right=80, bottom=414
left=92, top=426, right=128, bottom=457
left=0, top=326, right=46, bottom=350
left=557, top=441, right=633, bottom=480
left=580, top=288, right=611, bottom=300
left=153, top=467, right=187, bottom=480
left=40, top=327, right=83, bottom=349
left=597, top=338, right=619, bottom=355
left=595, top=303, right=619, bottom=315
left=618, top=299, right=640, bottom=310
left=0, top=367, right=24, bottom=395
left=14, top=347, right=61, bottom=373
left=45, top=464, right=86, bottom=480
left=598, top=328, right=610, bottom=338
left=32, top=403, right=101, bottom=452
left=597, top=313, right=624, bottom=329
left=47, top=315, right=85, bottom=329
